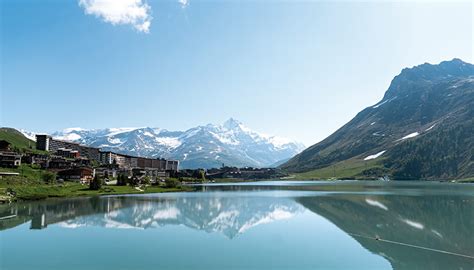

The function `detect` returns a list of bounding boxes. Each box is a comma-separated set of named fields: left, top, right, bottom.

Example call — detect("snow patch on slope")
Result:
left=425, top=124, right=436, bottom=131
left=364, top=150, right=386, bottom=161
left=397, top=132, right=420, bottom=141
left=108, top=137, right=123, bottom=144
left=107, top=127, right=140, bottom=136
left=372, top=96, right=397, bottom=109
left=155, top=137, right=181, bottom=149
left=55, top=133, right=82, bottom=141
left=19, top=129, right=37, bottom=141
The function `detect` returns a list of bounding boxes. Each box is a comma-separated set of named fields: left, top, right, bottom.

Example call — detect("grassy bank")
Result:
left=458, top=177, right=474, bottom=183
left=0, top=175, right=191, bottom=202
left=2, top=183, right=189, bottom=201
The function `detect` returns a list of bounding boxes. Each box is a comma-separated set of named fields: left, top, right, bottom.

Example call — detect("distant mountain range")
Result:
left=24, top=118, right=304, bottom=169
left=281, top=59, right=474, bottom=180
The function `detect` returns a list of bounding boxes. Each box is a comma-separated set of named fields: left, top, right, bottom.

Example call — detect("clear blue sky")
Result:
left=1, top=0, right=472, bottom=146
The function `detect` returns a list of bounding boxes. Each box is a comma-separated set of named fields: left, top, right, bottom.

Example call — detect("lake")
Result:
left=1, top=181, right=473, bottom=270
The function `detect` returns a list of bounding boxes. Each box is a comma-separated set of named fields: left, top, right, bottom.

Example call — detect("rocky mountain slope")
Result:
left=46, top=118, right=304, bottom=169
left=281, top=59, right=474, bottom=180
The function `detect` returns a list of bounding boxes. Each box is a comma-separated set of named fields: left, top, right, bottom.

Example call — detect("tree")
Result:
left=142, top=176, right=151, bottom=186
left=89, top=175, right=102, bottom=190
left=42, top=171, right=56, bottom=184
left=197, top=170, right=206, bottom=182
left=117, top=175, right=127, bottom=186
left=128, top=177, right=139, bottom=187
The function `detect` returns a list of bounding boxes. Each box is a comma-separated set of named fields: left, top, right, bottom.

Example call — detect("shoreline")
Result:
left=0, top=182, right=193, bottom=203
left=2, top=177, right=473, bottom=203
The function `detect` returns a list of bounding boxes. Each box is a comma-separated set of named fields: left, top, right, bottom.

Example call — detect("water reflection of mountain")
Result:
left=1, top=185, right=473, bottom=269
left=0, top=195, right=302, bottom=238
left=297, top=194, right=474, bottom=270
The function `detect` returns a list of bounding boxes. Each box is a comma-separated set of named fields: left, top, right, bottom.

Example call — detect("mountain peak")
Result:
left=398, top=58, right=474, bottom=81
left=383, top=58, right=474, bottom=99
left=223, top=118, right=243, bottom=130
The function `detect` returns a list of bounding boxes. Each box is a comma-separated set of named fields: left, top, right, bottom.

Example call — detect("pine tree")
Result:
left=89, top=175, right=102, bottom=190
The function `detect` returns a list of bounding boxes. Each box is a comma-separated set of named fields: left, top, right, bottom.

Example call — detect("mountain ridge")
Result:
left=281, top=58, right=474, bottom=180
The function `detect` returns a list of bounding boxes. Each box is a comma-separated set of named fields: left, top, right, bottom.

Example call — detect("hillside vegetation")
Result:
left=0, top=127, right=44, bottom=154
left=281, top=59, right=474, bottom=180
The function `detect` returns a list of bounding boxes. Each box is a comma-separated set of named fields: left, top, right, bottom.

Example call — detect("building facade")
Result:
left=0, top=152, right=22, bottom=167
left=36, top=135, right=100, bottom=161
left=36, top=134, right=179, bottom=174
left=57, top=167, right=94, bottom=182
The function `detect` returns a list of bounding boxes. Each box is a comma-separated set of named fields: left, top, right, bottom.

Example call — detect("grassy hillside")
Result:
left=293, top=159, right=386, bottom=180
left=0, top=127, right=44, bottom=154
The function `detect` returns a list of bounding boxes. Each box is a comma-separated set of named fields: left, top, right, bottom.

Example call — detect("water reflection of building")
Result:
left=31, top=214, right=46, bottom=230
left=0, top=197, right=128, bottom=231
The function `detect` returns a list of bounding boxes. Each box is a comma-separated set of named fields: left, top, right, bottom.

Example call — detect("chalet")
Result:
left=94, top=167, right=118, bottom=179
left=0, top=140, right=12, bottom=151
left=47, top=157, right=75, bottom=169
left=57, top=167, right=94, bottom=183
left=0, top=152, right=22, bottom=167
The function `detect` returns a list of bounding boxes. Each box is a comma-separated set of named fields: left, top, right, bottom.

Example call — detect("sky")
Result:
left=1, top=0, right=472, bottom=146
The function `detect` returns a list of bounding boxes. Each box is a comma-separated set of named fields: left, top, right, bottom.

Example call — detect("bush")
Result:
left=41, top=171, right=56, bottom=184
left=164, top=178, right=180, bottom=188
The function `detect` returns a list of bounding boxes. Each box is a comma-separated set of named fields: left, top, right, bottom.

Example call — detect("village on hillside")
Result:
left=0, top=129, right=287, bottom=188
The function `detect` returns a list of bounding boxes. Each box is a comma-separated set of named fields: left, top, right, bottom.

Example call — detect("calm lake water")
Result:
left=1, top=181, right=473, bottom=270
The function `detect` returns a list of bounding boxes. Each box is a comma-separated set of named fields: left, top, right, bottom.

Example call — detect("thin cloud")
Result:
left=78, top=0, right=153, bottom=33
left=178, top=0, right=189, bottom=8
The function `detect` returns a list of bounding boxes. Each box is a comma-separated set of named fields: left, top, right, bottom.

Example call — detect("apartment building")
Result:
left=36, top=135, right=100, bottom=161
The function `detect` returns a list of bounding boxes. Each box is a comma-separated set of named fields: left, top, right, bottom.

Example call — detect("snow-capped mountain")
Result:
left=47, top=118, right=305, bottom=169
